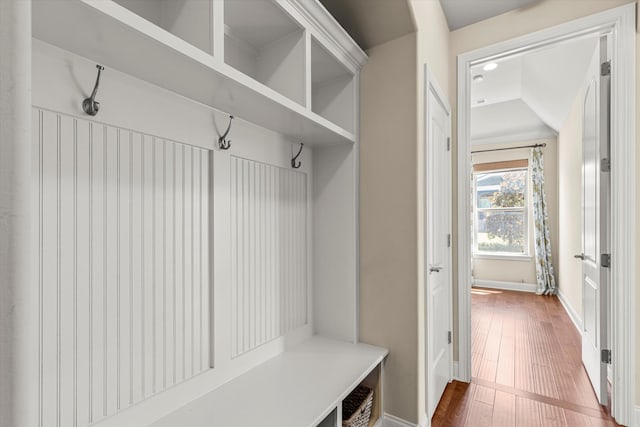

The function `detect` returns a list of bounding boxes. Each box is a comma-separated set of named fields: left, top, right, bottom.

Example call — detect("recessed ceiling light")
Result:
left=476, top=99, right=487, bottom=105
left=483, top=62, right=498, bottom=71
left=473, top=74, right=484, bottom=82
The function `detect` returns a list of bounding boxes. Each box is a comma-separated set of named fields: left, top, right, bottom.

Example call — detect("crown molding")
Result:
left=284, top=0, right=368, bottom=71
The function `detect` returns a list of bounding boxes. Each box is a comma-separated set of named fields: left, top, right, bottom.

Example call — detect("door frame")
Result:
left=455, top=4, right=636, bottom=424
left=424, top=64, right=453, bottom=423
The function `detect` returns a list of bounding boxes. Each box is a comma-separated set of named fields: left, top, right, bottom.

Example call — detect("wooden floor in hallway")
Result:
left=432, top=288, right=619, bottom=427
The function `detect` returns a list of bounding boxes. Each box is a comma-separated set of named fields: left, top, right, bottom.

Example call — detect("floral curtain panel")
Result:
left=532, top=147, right=557, bottom=295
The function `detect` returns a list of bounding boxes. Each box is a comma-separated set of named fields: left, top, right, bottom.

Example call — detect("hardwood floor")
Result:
left=432, top=288, right=619, bottom=427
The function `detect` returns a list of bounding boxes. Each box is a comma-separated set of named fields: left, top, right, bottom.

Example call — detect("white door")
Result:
left=425, top=67, right=452, bottom=418
left=579, top=36, right=610, bottom=406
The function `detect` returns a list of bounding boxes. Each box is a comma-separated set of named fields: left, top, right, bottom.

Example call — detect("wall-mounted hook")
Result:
left=218, top=115, right=234, bottom=150
left=291, top=143, right=304, bottom=169
left=82, top=64, right=105, bottom=116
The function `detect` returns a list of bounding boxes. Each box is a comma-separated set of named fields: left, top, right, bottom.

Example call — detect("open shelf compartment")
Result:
left=317, top=408, right=338, bottom=427
left=113, top=0, right=214, bottom=55
left=341, top=364, right=382, bottom=427
left=224, top=0, right=306, bottom=106
left=311, top=37, right=355, bottom=134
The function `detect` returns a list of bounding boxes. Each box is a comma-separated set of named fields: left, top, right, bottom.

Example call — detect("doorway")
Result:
left=455, top=5, right=635, bottom=425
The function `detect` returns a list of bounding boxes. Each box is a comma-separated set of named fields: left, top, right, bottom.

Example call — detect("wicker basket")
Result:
left=342, top=385, right=374, bottom=427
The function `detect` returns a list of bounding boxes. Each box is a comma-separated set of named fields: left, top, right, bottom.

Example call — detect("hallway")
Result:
left=432, top=288, right=619, bottom=426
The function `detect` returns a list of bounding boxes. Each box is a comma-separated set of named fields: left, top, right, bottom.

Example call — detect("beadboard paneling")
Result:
left=34, top=109, right=210, bottom=427
left=230, top=157, right=308, bottom=357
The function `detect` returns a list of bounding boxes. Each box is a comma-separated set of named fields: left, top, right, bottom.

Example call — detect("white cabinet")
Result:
left=25, top=1, right=386, bottom=426
left=32, top=0, right=361, bottom=145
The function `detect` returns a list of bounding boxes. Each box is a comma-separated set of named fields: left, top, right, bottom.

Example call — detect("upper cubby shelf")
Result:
left=311, top=36, right=355, bottom=134
left=112, top=0, right=214, bottom=55
left=224, top=0, right=305, bottom=107
left=32, top=0, right=366, bottom=147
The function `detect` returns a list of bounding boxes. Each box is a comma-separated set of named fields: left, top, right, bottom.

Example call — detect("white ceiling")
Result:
left=471, top=99, right=555, bottom=144
left=471, top=56, right=523, bottom=107
left=520, top=38, right=598, bottom=130
left=439, top=0, right=540, bottom=30
left=470, top=36, right=598, bottom=144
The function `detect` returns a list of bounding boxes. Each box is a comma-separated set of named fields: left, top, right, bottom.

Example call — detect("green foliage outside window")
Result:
left=475, top=169, right=527, bottom=254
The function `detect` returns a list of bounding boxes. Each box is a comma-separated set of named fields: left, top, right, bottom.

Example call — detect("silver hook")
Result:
left=291, top=143, right=304, bottom=169
left=218, top=115, right=234, bottom=150
left=82, top=64, right=105, bottom=116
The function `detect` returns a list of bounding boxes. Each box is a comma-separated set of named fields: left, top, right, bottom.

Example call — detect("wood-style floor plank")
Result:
left=491, top=390, right=515, bottom=426
left=432, top=288, right=620, bottom=427
left=516, top=396, right=542, bottom=427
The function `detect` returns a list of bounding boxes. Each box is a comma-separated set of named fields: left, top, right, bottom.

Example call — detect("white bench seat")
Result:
left=151, top=336, right=388, bottom=427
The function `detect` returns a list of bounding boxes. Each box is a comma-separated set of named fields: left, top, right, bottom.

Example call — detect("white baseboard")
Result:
left=383, top=413, right=420, bottom=427
left=635, top=405, right=640, bottom=427
left=452, top=361, right=459, bottom=381
left=557, top=289, right=583, bottom=334
left=472, top=279, right=536, bottom=293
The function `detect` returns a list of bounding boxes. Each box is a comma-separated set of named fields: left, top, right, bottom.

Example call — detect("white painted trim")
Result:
left=609, top=6, right=636, bottom=425
left=0, top=1, right=37, bottom=426
left=634, top=405, right=640, bottom=427
left=472, top=129, right=557, bottom=146
left=452, top=361, right=460, bottom=381
left=383, top=413, right=419, bottom=427
left=473, top=254, right=533, bottom=261
left=557, top=289, right=584, bottom=333
left=354, top=74, right=361, bottom=344
left=472, top=279, right=536, bottom=293
left=284, top=0, right=367, bottom=70
left=457, top=4, right=636, bottom=424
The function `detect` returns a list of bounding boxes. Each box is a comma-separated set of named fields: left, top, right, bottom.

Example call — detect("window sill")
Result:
left=473, top=253, right=532, bottom=261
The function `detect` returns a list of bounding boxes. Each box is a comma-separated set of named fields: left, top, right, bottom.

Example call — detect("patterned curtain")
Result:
left=531, top=147, right=557, bottom=295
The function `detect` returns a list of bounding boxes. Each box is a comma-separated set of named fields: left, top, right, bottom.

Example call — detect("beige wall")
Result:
left=359, top=1, right=450, bottom=423
left=448, top=0, right=639, bottom=405
left=557, top=83, right=585, bottom=324
left=410, top=1, right=450, bottom=424
left=410, top=0, right=450, bottom=90
left=471, top=138, right=558, bottom=287
left=359, top=32, right=419, bottom=423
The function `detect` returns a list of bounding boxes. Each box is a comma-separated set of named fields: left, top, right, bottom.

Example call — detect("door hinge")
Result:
left=601, top=61, right=611, bottom=77
left=446, top=137, right=451, bottom=152
left=601, top=253, right=611, bottom=268
left=447, top=331, right=452, bottom=344
left=602, top=349, right=612, bottom=364
left=447, top=234, right=451, bottom=248
left=601, top=158, right=611, bottom=172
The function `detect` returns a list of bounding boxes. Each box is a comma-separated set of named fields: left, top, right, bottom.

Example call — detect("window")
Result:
left=473, top=168, right=528, bottom=256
